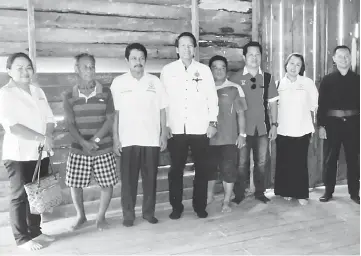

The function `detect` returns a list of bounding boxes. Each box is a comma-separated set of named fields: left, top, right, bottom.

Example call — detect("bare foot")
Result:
left=33, top=234, right=55, bottom=242
left=283, top=197, right=292, bottom=201
left=96, top=219, right=110, bottom=231
left=207, top=194, right=215, bottom=205
left=70, top=217, right=87, bottom=231
left=221, top=201, right=232, bottom=213
left=18, top=240, right=43, bottom=251
left=298, top=199, right=308, bottom=205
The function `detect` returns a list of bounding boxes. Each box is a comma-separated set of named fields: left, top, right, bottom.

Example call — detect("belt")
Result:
left=327, top=110, right=359, bottom=117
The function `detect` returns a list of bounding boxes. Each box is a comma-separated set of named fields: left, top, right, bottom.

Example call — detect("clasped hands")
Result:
left=80, top=137, right=99, bottom=154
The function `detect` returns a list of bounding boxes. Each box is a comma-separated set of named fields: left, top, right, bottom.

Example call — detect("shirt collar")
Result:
left=215, top=79, right=235, bottom=90
left=177, top=58, right=195, bottom=71
left=284, top=74, right=300, bottom=83
left=7, top=80, right=41, bottom=97
left=73, top=80, right=103, bottom=98
left=125, top=71, right=149, bottom=81
left=336, top=68, right=352, bottom=76
left=7, top=79, right=36, bottom=89
left=243, top=66, right=263, bottom=76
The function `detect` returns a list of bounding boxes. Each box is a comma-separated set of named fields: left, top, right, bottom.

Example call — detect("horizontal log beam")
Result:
left=199, top=0, right=252, bottom=13
left=95, top=0, right=191, bottom=7
left=0, top=10, right=191, bottom=33
left=0, top=57, right=174, bottom=73
left=0, top=0, right=191, bottom=19
left=199, top=34, right=251, bottom=48
left=0, top=42, right=178, bottom=59
left=199, top=47, right=243, bottom=62
left=199, top=9, right=252, bottom=34
left=0, top=26, right=179, bottom=45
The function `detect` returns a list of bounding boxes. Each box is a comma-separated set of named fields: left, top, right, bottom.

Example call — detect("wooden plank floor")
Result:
left=0, top=185, right=359, bottom=255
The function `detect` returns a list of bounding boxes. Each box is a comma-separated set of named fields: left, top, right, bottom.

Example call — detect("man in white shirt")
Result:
left=161, top=32, right=219, bottom=219
left=111, top=43, right=168, bottom=227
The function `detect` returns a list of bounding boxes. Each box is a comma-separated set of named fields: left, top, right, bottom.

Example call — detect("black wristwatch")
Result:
left=271, top=122, right=279, bottom=127
left=209, top=121, right=218, bottom=128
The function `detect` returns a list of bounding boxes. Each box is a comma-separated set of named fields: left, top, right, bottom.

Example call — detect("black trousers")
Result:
left=3, top=158, right=49, bottom=245
left=323, top=115, right=360, bottom=196
left=120, top=146, right=159, bottom=221
left=274, top=134, right=311, bottom=199
left=168, top=134, right=209, bottom=213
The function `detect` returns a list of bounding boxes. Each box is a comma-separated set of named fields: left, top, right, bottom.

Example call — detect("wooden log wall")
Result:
left=0, top=0, right=253, bottom=188
left=256, top=0, right=360, bottom=187
left=198, top=0, right=252, bottom=71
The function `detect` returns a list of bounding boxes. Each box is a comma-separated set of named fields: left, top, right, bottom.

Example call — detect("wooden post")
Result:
left=252, top=0, right=260, bottom=41
left=191, top=0, right=199, bottom=61
left=27, top=0, right=37, bottom=72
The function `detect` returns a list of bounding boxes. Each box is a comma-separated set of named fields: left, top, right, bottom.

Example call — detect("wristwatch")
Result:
left=209, top=121, right=217, bottom=128
left=271, top=122, right=279, bottom=127
left=239, top=133, right=247, bottom=137
left=93, top=137, right=100, bottom=143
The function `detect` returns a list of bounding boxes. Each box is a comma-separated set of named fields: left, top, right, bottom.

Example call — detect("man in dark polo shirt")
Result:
left=206, top=55, right=247, bottom=212
left=63, top=53, right=118, bottom=231
left=229, top=41, right=279, bottom=204
left=317, top=45, right=360, bottom=204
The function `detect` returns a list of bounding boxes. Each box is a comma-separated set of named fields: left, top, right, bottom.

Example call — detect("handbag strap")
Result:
left=31, top=145, right=44, bottom=185
left=47, top=151, right=56, bottom=178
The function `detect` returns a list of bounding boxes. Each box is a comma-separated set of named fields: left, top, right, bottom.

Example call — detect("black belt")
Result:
left=327, top=110, right=359, bottom=117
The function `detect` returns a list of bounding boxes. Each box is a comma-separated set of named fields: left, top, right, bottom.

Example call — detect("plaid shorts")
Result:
left=65, top=152, right=118, bottom=188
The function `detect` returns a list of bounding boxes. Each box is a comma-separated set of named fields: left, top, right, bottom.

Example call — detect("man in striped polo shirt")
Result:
left=63, top=53, right=118, bottom=231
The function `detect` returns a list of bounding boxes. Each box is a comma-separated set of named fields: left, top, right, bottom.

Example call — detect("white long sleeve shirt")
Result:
left=277, top=75, right=318, bottom=137
left=0, top=81, right=55, bottom=161
left=160, top=59, right=218, bottom=135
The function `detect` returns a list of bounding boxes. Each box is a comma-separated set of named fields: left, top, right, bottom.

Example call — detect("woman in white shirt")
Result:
left=274, top=53, right=318, bottom=205
left=0, top=53, right=55, bottom=251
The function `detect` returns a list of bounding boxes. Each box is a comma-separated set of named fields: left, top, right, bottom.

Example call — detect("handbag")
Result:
left=24, top=145, right=63, bottom=214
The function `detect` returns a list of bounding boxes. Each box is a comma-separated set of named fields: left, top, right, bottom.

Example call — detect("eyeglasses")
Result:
left=250, top=77, right=256, bottom=89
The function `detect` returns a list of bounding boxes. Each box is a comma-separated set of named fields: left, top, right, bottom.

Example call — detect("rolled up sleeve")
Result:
left=0, top=90, right=19, bottom=128
left=110, top=78, right=121, bottom=111
left=234, top=86, right=247, bottom=112
left=267, top=75, right=280, bottom=102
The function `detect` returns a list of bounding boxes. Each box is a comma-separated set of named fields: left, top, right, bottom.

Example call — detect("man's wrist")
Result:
left=238, top=133, right=247, bottom=137
left=271, top=122, right=278, bottom=127
left=209, top=121, right=217, bottom=128
left=91, top=136, right=101, bottom=143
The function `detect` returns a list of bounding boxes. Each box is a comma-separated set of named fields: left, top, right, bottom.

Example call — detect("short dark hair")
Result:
left=6, top=52, right=34, bottom=70
left=284, top=53, right=306, bottom=76
left=175, top=32, right=197, bottom=48
left=209, top=55, right=228, bottom=69
left=333, top=45, right=351, bottom=55
left=243, top=41, right=263, bottom=56
left=75, top=53, right=96, bottom=66
left=125, top=43, right=148, bottom=60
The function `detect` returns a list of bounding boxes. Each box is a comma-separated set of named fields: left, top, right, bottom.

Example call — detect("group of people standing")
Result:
left=0, top=31, right=359, bottom=251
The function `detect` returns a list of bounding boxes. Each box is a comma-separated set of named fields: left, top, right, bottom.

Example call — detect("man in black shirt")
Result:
left=317, top=45, right=360, bottom=204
